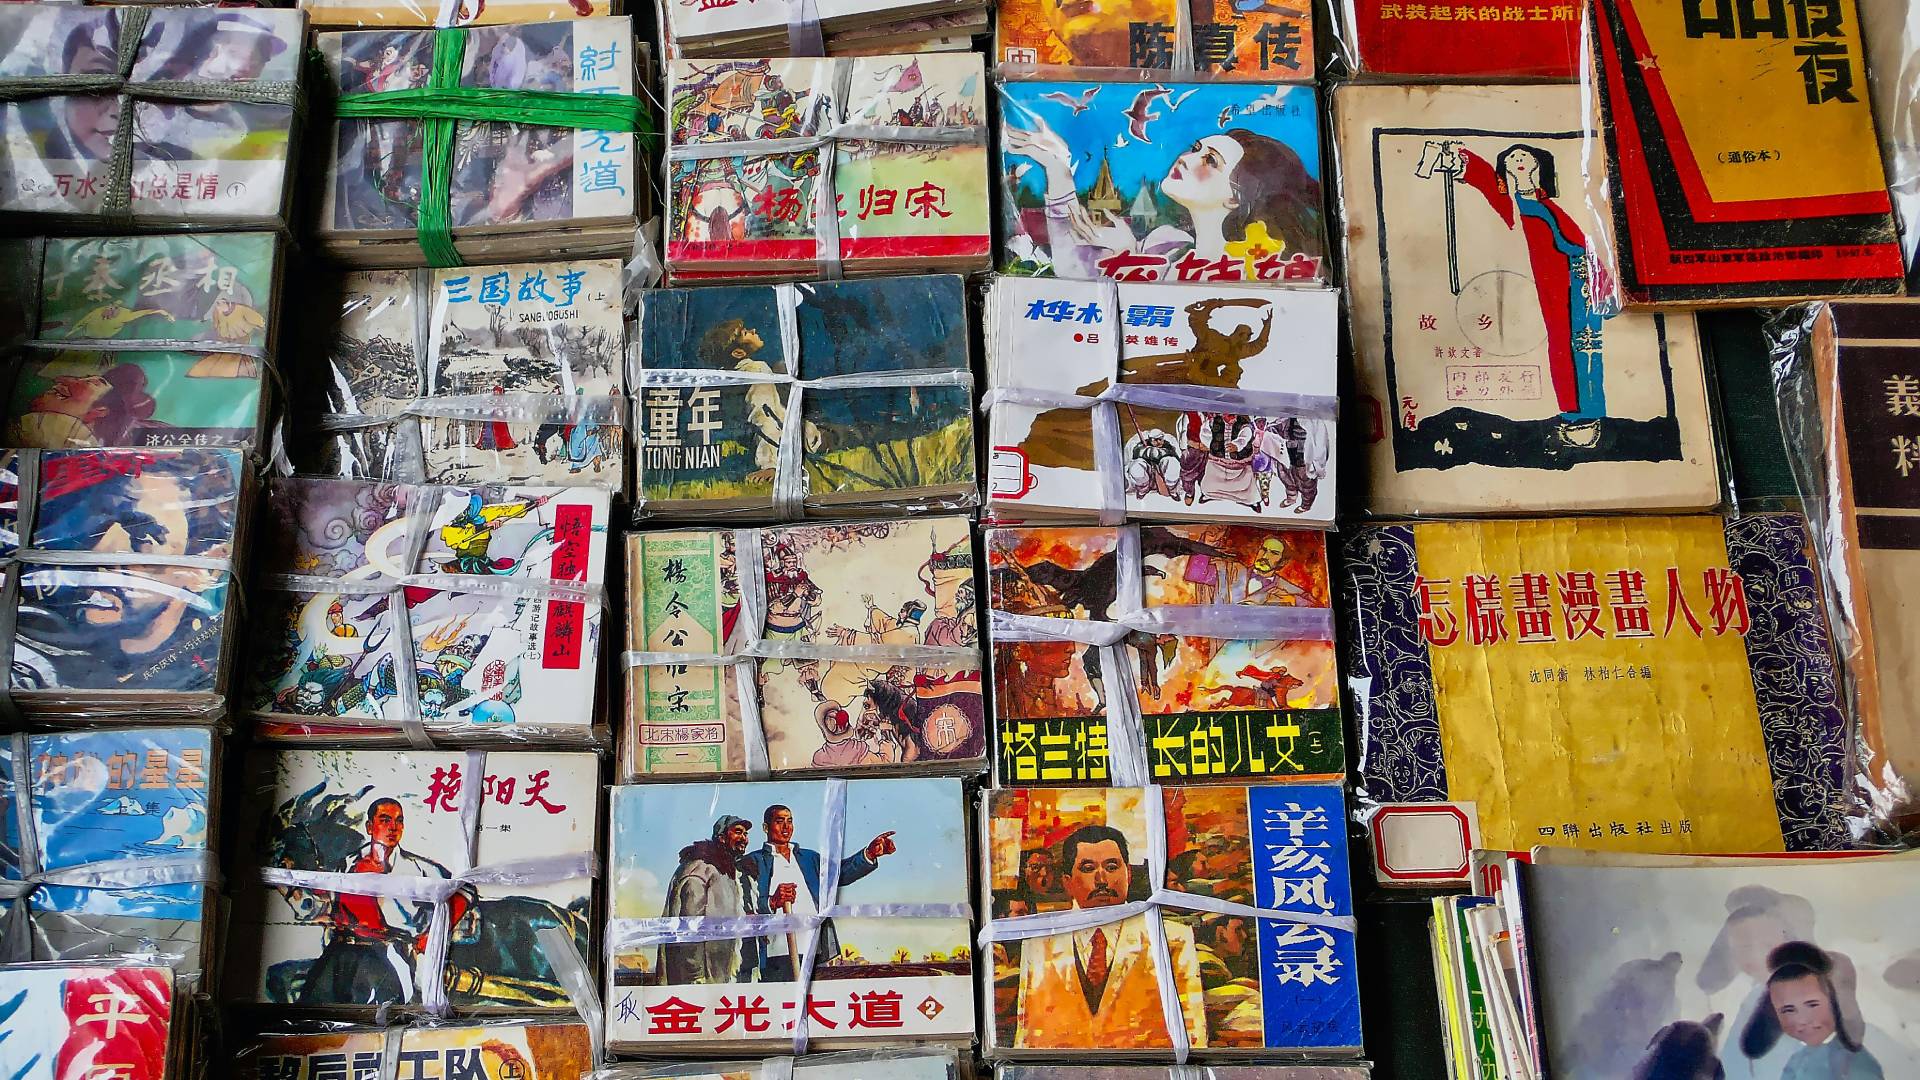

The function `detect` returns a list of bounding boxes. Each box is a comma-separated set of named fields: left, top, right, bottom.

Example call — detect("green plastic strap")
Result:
left=331, top=25, right=649, bottom=268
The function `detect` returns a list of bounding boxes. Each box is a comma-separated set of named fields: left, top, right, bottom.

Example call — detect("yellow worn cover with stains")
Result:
left=1414, top=516, right=1784, bottom=854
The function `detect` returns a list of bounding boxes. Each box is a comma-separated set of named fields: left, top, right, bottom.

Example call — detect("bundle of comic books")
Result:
left=663, top=0, right=988, bottom=58
left=622, top=515, right=982, bottom=779
left=1587, top=0, right=1907, bottom=307
left=1332, top=83, right=1722, bottom=517
left=1339, top=513, right=1859, bottom=889
left=665, top=56, right=991, bottom=281
left=225, top=747, right=600, bottom=1016
left=311, top=17, right=642, bottom=267
left=981, top=784, right=1363, bottom=1059
left=1444, top=849, right=1920, bottom=1080
left=0, top=4, right=304, bottom=232
left=236, top=1019, right=596, bottom=1078
left=0, top=962, right=190, bottom=1080
left=635, top=275, right=976, bottom=518
left=1003, top=1069, right=1372, bottom=1079
left=589, top=1049, right=963, bottom=1079
left=985, top=279, right=1337, bottom=526
left=605, top=776, right=976, bottom=1053
left=4, top=233, right=281, bottom=454
left=301, top=0, right=614, bottom=28
left=997, top=81, right=1327, bottom=284
left=986, top=523, right=1342, bottom=789
left=1331, top=0, right=1582, bottom=79
left=244, top=475, right=611, bottom=745
left=995, top=0, right=1313, bottom=81
left=296, top=260, right=627, bottom=492
left=2, top=446, right=253, bottom=722
left=0, top=729, right=218, bottom=989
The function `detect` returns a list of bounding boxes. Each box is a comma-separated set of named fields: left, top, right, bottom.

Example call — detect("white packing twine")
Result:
left=976, top=784, right=1359, bottom=1064
left=537, top=924, right=606, bottom=1067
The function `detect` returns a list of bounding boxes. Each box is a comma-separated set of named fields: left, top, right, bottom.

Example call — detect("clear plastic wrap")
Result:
left=1001, top=1068, right=1371, bottom=1079
left=633, top=276, right=976, bottom=521
left=0, top=728, right=217, bottom=996
left=2, top=234, right=281, bottom=457
left=980, top=783, right=1362, bottom=1061
left=0, top=960, right=191, bottom=1079
left=1766, top=300, right=1920, bottom=834
left=992, top=0, right=1313, bottom=83
left=0, top=446, right=249, bottom=723
left=295, top=260, right=628, bottom=494
left=1330, top=81, right=1722, bottom=518
left=985, top=523, right=1340, bottom=789
left=244, top=475, right=611, bottom=747
left=604, top=776, right=975, bottom=1055
left=982, top=277, right=1336, bottom=525
left=311, top=18, right=646, bottom=268
left=997, top=80, right=1327, bottom=284
left=1337, top=512, right=1871, bottom=890
left=663, top=55, right=990, bottom=282
left=301, top=0, right=615, bottom=30
left=658, top=0, right=985, bottom=62
left=1579, top=0, right=1906, bottom=309
left=620, top=516, right=983, bottom=781
left=0, top=5, right=303, bottom=232
left=1860, top=0, right=1920, bottom=289
left=592, top=1048, right=962, bottom=1078
left=1321, top=0, right=1582, bottom=81
left=226, top=747, right=601, bottom=1018
left=234, top=1017, right=599, bottom=1079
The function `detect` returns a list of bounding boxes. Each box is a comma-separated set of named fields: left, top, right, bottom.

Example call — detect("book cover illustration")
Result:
left=757, top=518, right=983, bottom=774
left=241, top=1021, right=595, bottom=1079
left=1335, top=0, right=1581, bottom=78
left=318, top=19, right=637, bottom=239
left=231, top=748, right=598, bottom=1011
left=995, top=0, right=1312, bottom=80
left=665, top=56, right=990, bottom=276
left=1334, top=83, right=1719, bottom=517
left=1339, top=514, right=1855, bottom=866
left=998, top=81, right=1325, bottom=284
left=988, top=525, right=1341, bottom=786
left=1, top=729, right=212, bottom=976
left=625, top=529, right=746, bottom=777
left=301, top=0, right=611, bottom=29
left=1590, top=0, right=1906, bottom=305
left=1524, top=855, right=1920, bottom=1080
left=320, top=269, right=423, bottom=419
left=606, top=1050, right=960, bottom=1079
left=1003, top=1069, right=1369, bottom=1079
left=984, top=784, right=1361, bottom=1053
left=424, top=260, right=622, bottom=400
left=637, top=276, right=974, bottom=515
left=11, top=447, right=241, bottom=698
left=986, top=278, right=1337, bottom=524
left=7, top=233, right=275, bottom=452
left=606, top=777, right=975, bottom=1048
left=0, top=964, right=175, bottom=1080
left=0, top=5, right=301, bottom=225
left=421, top=396, right=625, bottom=490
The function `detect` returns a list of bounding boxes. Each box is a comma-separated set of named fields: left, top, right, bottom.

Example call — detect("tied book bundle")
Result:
left=2, top=233, right=282, bottom=456
left=0, top=730, right=219, bottom=993
left=994, top=0, right=1313, bottom=81
left=984, top=278, right=1337, bottom=526
left=980, top=784, right=1363, bottom=1060
left=662, top=0, right=990, bottom=60
left=1339, top=513, right=1861, bottom=889
left=664, top=55, right=990, bottom=282
left=621, top=516, right=982, bottom=780
left=0, top=962, right=189, bottom=1080
left=1332, top=83, right=1720, bottom=518
left=0, top=4, right=305, bottom=232
left=243, top=475, right=610, bottom=746
left=0, top=446, right=253, bottom=723
left=634, top=275, right=974, bottom=520
left=588, top=1049, right=961, bottom=1079
left=312, top=17, right=649, bottom=268
left=225, top=747, right=600, bottom=1017
left=986, top=522, right=1341, bottom=790
left=604, top=776, right=976, bottom=1054
left=301, top=0, right=615, bottom=29
left=235, top=1019, right=597, bottom=1079
left=295, top=259, right=626, bottom=492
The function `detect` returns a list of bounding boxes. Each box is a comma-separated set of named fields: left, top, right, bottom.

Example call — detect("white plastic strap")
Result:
left=537, top=924, right=606, bottom=1067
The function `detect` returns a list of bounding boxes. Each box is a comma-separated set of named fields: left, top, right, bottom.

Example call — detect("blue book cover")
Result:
left=1248, top=782, right=1362, bottom=1051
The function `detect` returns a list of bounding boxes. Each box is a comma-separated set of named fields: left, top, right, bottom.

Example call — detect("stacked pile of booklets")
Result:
left=7, top=0, right=1920, bottom=1076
